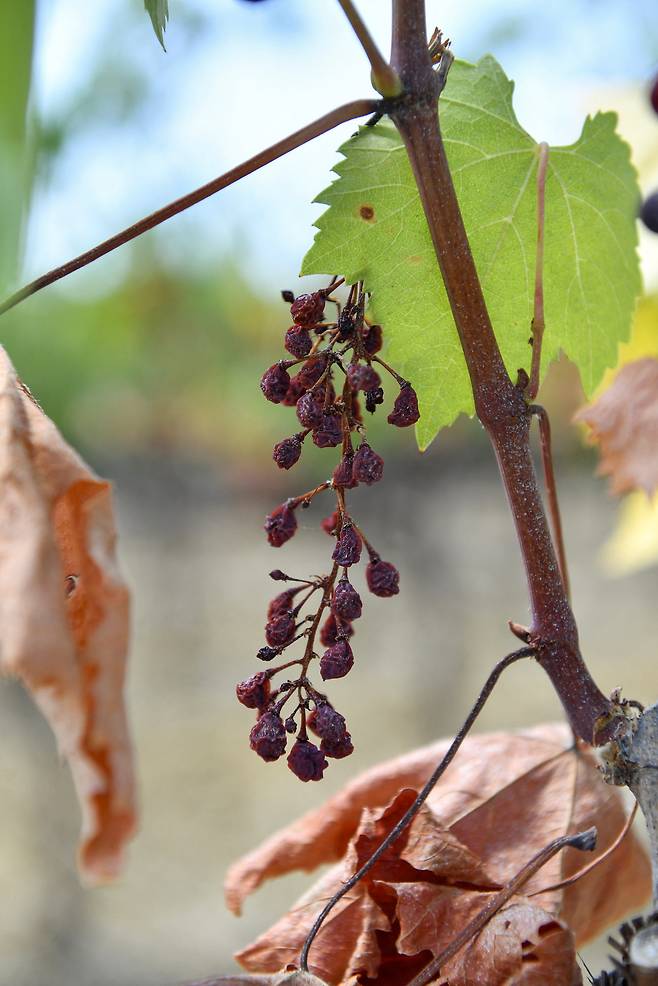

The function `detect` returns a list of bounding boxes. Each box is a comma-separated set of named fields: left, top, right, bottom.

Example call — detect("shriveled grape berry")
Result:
left=321, top=509, right=340, bottom=536
left=363, top=323, right=383, bottom=355
left=236, top=671, right=271, bottom=709
left=296, top=390, right=323, bottom=429
left=332, top=522, right=362, bottom=566
left=290, top=291, right=325, bottom=326
left=332, top=578, right=362, bottom=621
left=269, top=569, right=287, bottom=581
left=287, top=738, right=327, bottom=781
left=284, top=716, right=297, bottom=734
left=265, top=504, right=297, bottom=547
left=313, top=411, right=342, bottom=448
left=295, top=353, right=329, bottom=389
left=640, top=192, right=658, bottom=234
left=352, top=442, right=384, bottom=485
left=320, top=639, right=354, bottom=680
left=366, top=558, right=400, bottom=597
left=333, top=452, right=358, bottom=489
left=249, top=712, right=287, bottom=762
left=365, top=387, right=384, bottom=414
left=284, top=325, right=312, bottom=358
left=261, top=362, right=291, bottom=403
left=319, top=613, right=353, bottom=648
left=265, top=611, right=296, bottom=647
left=321, top=732, right=354, bottom=759
left=257, top=646, right=278, bottom=662
left=267, top=587, right=299, bottom=618
left=282, top=376, right=306, bottom=407
left=273, top=434, right=303, bottom=470
left=388, top=382, right=420, bottom=426
left=308, top=701, right=348, bottom=743
left=337, top=306, right=357, bottom=339
left=347, top=363, right=381, bottom=392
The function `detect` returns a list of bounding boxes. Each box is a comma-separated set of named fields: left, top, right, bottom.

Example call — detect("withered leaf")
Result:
left=576, top=357, right=658, bottom=495
left=0, top=347, right=136, bottom=883
left=229, top=724, right=649, bottom=985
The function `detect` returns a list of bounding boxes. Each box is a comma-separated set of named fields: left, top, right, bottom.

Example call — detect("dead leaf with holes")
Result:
left=227, top=724, right=649, bottom=985
left=0, top=346, right=136, bottom=883
left=576, top=357, right=658, bottom=496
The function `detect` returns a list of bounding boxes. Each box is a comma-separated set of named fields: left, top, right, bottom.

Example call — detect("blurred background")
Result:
left=1, top=1, right=658, bottom=983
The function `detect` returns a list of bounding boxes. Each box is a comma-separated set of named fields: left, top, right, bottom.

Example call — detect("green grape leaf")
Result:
left=302, top=56, right=641, bottom=450
left=144, top=0, right=169, bottom=50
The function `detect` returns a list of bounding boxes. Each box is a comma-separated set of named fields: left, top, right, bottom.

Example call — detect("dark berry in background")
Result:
left=650, top=72, right=658, bottom=115
left=640, top=192, right=658, bottom=234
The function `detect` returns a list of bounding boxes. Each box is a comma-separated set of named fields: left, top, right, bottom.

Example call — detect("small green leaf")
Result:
left=302, top=56, right=642, bottom=450
left=144, top=0, right=169, bottom=51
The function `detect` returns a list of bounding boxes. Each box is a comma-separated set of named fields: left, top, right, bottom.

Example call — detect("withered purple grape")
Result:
left=320, top=639, right=354, bottom=680
left=236, top=672, right=271, bottom=709
left=366, top=558, right=400, bottom=597
left=363, top=323, right=383, bottom=355
left=321, top=732, right=354, bottom=759
left=290, top=291, right=325, bottom=326
left=284, top=325, right=312, bottom=358
left=319, top=613, right=353, bottom=648
left=332, top=522, right=362, bottom=566
left=333, top=452, right=358, bottom=489
left=273, top=434, right=303, bottom=470
left=388, top=383, right=420, bottom=427
left=332, top=578, right=362, bottom=621
left=313, top=411, right=342, bottom=448
left=352, top=442, right=384, bottom=485
left=249, top=712, right=287, bottom=762
left=264, top=504, right=297, bottom=547
left=265, top=611, right=296, bottom=647
left=347, top=362, right=381, bottom=392
left=261, top=362, right=291, bottom=403
left=287, top=738, right=328, bottom=781
left=296, top=390, right=324, bottom=429
left=308, top=701, right=348, bottom=743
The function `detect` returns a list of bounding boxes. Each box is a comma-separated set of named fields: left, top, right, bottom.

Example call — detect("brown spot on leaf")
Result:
left=359, top=204, right=375, bottom=222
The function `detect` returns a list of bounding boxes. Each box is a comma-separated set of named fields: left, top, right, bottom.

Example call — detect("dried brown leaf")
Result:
left=576, top=357, right=658, bottom=495
left=225, top=725, right=567, bottom=915
left=229, top=724, right=649, bottom=985
left=0, top=347, right=136, bottom=883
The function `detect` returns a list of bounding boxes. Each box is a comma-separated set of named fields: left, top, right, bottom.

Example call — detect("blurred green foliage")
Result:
left=1, top=253, right=409, bottom=473
left=0, top=1, right=35, bottom=291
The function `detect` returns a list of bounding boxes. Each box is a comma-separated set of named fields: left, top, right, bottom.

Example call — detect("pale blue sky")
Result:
left=24, top=0, right=658, bottom=296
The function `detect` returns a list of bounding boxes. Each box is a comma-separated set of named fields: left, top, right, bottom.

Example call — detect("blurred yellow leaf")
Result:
left=602, top=492, right=658, bottom=576
left=597, top=295, right=658, bottom=395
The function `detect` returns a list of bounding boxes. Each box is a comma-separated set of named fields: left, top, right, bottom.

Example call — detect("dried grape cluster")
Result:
left=236, top=278, right=420, bottom=781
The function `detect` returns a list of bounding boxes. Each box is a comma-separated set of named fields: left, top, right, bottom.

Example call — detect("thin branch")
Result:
left=336, top=0, right=401, bottom=97
left=529, top=801, right=637, bottom=897
left=299, top=646, right=535, bottom=971
left=528, top=142, right=549, bottom=400
left=408, top=826, right=597, bottom=986
left=0, top=99, right=379, bottom=318
left=529, top=404, right=571, bottom=600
